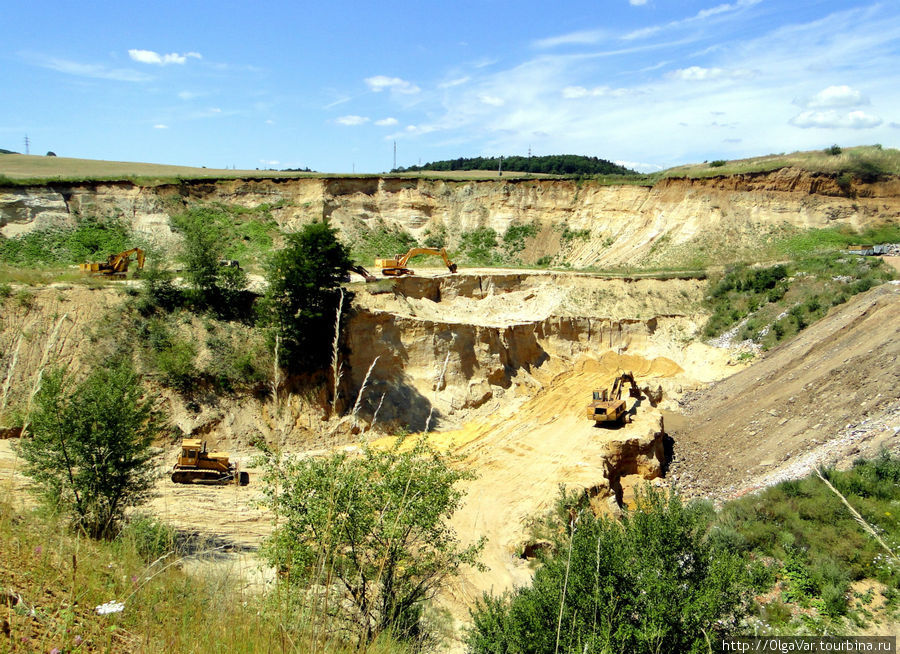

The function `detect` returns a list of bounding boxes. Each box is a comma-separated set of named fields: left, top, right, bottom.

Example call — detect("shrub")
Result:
left=259, top=437, right=483, bottom=643
left=467, top=487, right=751, bottom=654
left=710, top=159, right=728, bottom=167
left=826, top=145, right=842, bottom=156
left=16, top=357, right=163, bottom=539
left=120, top=514, right=177, bottom=562
left=171, top=207, right=248, bottom=312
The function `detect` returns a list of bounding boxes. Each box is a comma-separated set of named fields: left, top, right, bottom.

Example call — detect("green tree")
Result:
left=259, top=438, right=484, bottom=644
left=257, top=221, right=351, bottom=372
left=171, top=207, right=247, bottom=310
left=467, top=487, right=750, bottom=654
left=17, top=358, right=163, bottom=539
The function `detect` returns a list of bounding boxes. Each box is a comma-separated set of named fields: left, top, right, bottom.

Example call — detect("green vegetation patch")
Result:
left=0, top=215, right=133, bottom=266
left=703, top=253, right=895, bottom=346
left=350, top=222, right=417, bottom=266
left=459, top=226, right=500, bottom=265
left=716, top=452, right=900, bottom=629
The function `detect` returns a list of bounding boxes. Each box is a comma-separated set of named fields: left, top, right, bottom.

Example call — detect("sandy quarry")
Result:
left=2, top=270, right=899, bottom=642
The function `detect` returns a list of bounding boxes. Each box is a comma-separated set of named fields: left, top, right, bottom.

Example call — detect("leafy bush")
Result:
left=0, top=282, right=11, bottom=299
left=171, top=207, right=248, bottom=313
left=119, top=514, right=177, bottom=562
left=259, top=437, right=483, bottom=643
left=826, top=145, right=842, bottom=156
left=710, top=159, right=728, bottom=167
left=16, top=357, right=163, bottom=539
left=468, top=487, right=750, bottom=654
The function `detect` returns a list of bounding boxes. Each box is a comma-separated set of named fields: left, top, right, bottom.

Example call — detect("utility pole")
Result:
left=498, top=155, right=503, bottom=177
left=24, top=135, right=30, bottom=155
left=393, top=141, right=397, bottom=170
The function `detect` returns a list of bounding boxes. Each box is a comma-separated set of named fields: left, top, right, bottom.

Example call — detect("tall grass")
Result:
left=0, top=499, right=411, bottom=653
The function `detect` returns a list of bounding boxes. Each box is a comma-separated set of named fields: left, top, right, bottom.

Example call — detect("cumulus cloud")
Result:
left=375, top=117, right=398, bottom=126
left=365, top=75, right=420, bottom=94
left=336, top=115, right=369, bottom=126
left=128, top=49, right=201, bottom=65
left=670, top=66, right=754, bottom=81
left=153, top=124, right=168, bottom=129
left=629, top=0, right=648, bottom=5
left=805, top=85, right=867, bottom=108
left=789, top=110, right=882, bottom=129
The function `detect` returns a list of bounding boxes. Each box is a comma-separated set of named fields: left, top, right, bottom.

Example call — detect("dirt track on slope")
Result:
left=667, top=281, right=900, bottom=501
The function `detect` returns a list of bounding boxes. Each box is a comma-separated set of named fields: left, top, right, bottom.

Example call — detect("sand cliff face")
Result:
left=2, top=169, right=897, bottom=267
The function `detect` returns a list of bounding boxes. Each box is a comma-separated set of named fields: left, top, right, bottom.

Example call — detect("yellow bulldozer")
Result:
left=79, top=248, right=146, bottom=276
left=374, top=247, right=458, bottom=276
left=170, top=438, right=249, bottom=485
left=586, top=372, right=643, bottom=426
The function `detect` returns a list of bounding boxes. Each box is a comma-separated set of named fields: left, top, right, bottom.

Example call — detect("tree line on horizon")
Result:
left=392, top=154, right=637, bottom=176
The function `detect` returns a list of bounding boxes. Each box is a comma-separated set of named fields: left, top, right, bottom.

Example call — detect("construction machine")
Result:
left=80, top=248, right=146, bottom=276
left=374, top=247, right=458, bottom=276
left=170, top=438, right=249, bottom=485
left=586, top=372, right=643, bottom=426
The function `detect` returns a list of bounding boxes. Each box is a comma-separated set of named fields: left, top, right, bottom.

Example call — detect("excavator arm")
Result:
left=375, top=246, right=458, bottom=276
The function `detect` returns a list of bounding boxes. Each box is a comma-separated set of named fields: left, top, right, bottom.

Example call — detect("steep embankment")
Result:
left=667, top=281, right=900, bottom=500
left=2, top=169, right=898, bottom=268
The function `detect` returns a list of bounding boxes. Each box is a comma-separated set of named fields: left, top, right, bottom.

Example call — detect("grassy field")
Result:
left=657, top=144, right=900, bottom=179
left=0, top=154, right=559, bottom=185
left=3, top=145, right=897, bottom=187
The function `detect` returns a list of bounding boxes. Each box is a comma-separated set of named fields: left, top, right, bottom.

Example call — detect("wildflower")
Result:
left=74, top=635, right=83, bottom=645
left=95, top=600, right=125, bottom=615
left=51, top=649, right=60, bottom=654
left=33, top=546, right=42, bottom=555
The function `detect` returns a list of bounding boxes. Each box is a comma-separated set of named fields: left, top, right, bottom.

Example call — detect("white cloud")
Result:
left=177, top=90, right=203, bottom=100
left=562, top=85, right=632, bottom=99
left=789, top=110, right=882, bottom=129
left=24, top=53, right=150, bottom=82
left=629, top=0, right=648, bottom=5
left=375, top=117, right=398, bottom=126
left=479, top=94, right=505, bottom=106
left=365, top=75, right=420, bottom=94
left=260, top=159, right=280, bottom=166
left=622, top=0, right=761, bottom=41
left=128, top=49, right=201, bottom=65
left=439, top=76, right=470, bottom=88
left=534, top=29, right=608, bottom=49
left=336, top=115, right=369, bottom=126
left=670, top=66, right=754, bottom=81
left=153, top=124, right=168, bottom=129
left=265, top=119, right=275, bottom=125
left=805, top=85, right=867, bottom=108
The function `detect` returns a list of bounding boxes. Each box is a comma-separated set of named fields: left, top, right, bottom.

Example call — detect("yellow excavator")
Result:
left=80, top=248, right=146, bottom=276
left=374, top=247, right=458, bottom=276
left=586, top=372, right=643, bottom=426
left=171, top=438, right=249, bottom=485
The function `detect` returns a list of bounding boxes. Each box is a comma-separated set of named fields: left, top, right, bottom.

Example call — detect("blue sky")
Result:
left=3, top=0, right=899, bottom=173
